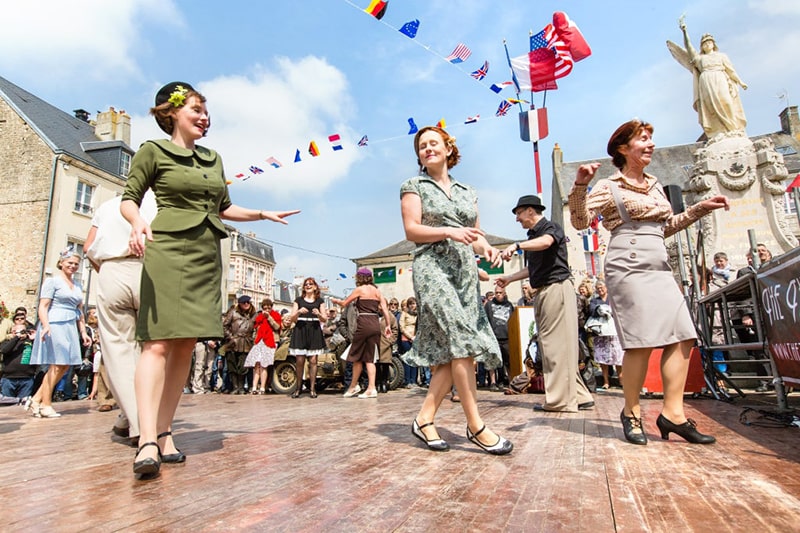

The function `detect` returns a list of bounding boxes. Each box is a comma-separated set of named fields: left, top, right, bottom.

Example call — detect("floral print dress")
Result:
left=399, top=174, right=501, bottom=368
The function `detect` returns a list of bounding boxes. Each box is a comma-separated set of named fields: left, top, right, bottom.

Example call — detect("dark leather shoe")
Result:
left=578, top=401, right=595, bottom=410
left=656, top=414, right=716, bottom=444
left=112, top=425, right=130, bottom=438
left=412, top=419, right=449, bottom=451
left=620, top=409, right=647, bottom=445
left=157, top=431, right=187, bottom=463
left=133, top=442, right=161, bottom=477
left=466, top=425, right=513, bottom=455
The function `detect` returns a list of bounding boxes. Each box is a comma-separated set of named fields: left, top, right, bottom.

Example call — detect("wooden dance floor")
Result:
left=2, top=386, right=799, bottom=532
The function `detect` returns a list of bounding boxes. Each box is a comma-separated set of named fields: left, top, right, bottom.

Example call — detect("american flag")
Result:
left=445, top=43, right=472, bottom=64
left=530, top=23, right=574, bottom=80
left=495, top=101, right=512, bottom=117
left=470, top=60, right=489, bottom=80
left=249, top=166, right=264, bottom=174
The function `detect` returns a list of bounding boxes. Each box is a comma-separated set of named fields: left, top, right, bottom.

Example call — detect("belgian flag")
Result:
left=364, top=0, right=388, bottom=20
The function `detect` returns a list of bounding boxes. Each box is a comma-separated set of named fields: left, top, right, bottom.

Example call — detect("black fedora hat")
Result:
left=512, top=194, right=546, bottom=214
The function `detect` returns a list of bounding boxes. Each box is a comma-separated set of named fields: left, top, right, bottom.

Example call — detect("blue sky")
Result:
left=3, top=0, right=799, bottom=293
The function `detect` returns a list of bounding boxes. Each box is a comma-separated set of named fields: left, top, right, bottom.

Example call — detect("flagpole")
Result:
left=505, top=38, right=542, bottom=195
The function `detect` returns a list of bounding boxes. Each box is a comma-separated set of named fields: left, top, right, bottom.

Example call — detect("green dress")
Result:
left=399, top=174, right=501, bottom=369
left=122, top=139, right=232, bottom=341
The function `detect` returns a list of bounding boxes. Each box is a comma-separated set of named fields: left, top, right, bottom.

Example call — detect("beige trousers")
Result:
left=96, top=258, right=142, bottom=436
left=534, top=278, right=593, bottom=412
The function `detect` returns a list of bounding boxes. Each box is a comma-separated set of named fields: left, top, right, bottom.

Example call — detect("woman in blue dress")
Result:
left=25, top=249, right=92, bottom=418
left=400, top=126, right=512, bottom=455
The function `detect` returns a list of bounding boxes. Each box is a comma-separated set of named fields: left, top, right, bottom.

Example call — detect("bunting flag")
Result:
left=465, top=114, right=480, bottom=124
left=519, top=108, right=549, bottom=142
left=364, top=0, right=388, bottom=20
left=294, top=149, right=302, bottom=163
left=470, top=60, right=489, bottom=80
left=436, top=118, right=446, bottom=129
left=495, top=100, right=512, bottom=117
left=249, top=165, right=264, bottom=174
left=445, top=43, right=471, bottom=63
left=490, top=81, right=513, bottom=93
left=399, top=19, right=419, bottom=38
left=235, top=173, right=245, bottom=179
left=408, top=117, right=418, bottom=134
left=507, top=98, right=530, bottom=104
left=266, top=156, right=282, bottom=168
left=338, top=272, right=348, bottom=279
left=308, top=141, right=320, bottom=157
left=786, top=173, right=800, bottom=192
left=357, top=135, right=369, bottom=147
left=328, top=134, right=343, bottom=151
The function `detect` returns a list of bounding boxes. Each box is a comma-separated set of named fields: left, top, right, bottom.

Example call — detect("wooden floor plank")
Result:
left=2, top=386, right=799, bottom=532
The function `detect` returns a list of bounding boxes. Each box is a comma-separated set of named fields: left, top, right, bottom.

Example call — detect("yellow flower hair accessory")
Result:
left=167, top=85, right=189, bottom=107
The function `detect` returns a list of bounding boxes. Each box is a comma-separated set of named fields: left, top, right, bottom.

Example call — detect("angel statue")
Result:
left=667, top=17, right=748, bottom=138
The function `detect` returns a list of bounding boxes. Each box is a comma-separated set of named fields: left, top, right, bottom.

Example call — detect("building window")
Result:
left=120, top=152, right=132, bottom=177
left=228, top=264, right=236, bottom=283
left=74, top=181, right=94, bottom=215
left=245, top=267, right=254, bottom=288
left=66, top=240, right=86, bottom=287
left=258, top=271, right=267, bottom=292
left=785, top=191, right=798, bottom=216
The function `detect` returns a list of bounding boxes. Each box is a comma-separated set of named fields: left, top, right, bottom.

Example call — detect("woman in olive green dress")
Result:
left=121, top=82, right=299, bottom=478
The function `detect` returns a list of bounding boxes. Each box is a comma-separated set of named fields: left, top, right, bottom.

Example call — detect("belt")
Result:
left=297, top=317, right=319, bottom=321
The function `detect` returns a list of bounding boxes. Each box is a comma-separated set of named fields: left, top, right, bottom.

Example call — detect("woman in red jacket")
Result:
left=244, top=299, right=282, bottom=394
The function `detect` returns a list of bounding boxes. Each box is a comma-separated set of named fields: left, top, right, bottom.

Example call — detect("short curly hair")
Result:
left=414, top=126, right=460, bottom=170
left=606, top=119, right=653, bottom=170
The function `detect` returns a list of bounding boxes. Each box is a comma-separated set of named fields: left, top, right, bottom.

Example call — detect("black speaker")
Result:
left=663, top=184, right=685, bottom=214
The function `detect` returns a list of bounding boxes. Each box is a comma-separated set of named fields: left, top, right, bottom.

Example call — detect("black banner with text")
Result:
left=757, top=246, right=800, bottom=385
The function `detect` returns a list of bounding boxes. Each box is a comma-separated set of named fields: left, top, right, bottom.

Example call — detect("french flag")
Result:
left=582, top=230, right=599, bottom=252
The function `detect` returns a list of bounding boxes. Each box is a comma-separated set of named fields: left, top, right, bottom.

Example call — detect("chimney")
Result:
left=94, top=107, right=132, bottom=146
left=779, top=106, right=800, bottom=140
left=73, top=109, right=90, bottom=122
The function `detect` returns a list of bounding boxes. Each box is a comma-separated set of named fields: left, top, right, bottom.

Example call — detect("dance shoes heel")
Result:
left=620, top=409, right=647, bottom=445
left=133, top=442, right=161, bottom=478
left=358, top=390, right=378, bottom=399
left=656, top=414, right=716, bottom=444
left=412, top=419, right=450, bottom=451
left=36, top=406, right=61, bottom=418
left=466, top=425, right=513, bottom=455
left=157, top=431, right=186, bottom=463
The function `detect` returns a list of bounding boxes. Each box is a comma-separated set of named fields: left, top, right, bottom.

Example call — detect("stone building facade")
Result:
left=0, top=76, right=131, bottom=312
left=225, top=229, right=277, bottom=310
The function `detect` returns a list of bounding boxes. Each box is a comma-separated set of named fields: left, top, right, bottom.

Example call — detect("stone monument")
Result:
left=667, top=18, right=797, bottom=263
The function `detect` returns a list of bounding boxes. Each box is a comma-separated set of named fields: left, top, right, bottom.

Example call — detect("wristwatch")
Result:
left=515, top=242, right=522, bottom=252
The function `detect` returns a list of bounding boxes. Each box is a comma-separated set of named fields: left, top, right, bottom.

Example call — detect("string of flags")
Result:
left=229, top=3, right=592, bottom=183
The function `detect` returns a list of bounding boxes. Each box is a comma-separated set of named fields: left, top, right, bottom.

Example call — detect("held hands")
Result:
left=501, top=243, right=519, bottom=262
left=575, top=163, right=601, bottom=186
left=495, top=276, right=510, bottom=289
left=484, top=246, right=502, bottom=268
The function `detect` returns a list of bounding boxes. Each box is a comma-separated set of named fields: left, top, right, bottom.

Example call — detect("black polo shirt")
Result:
left=525, top=217, right=571, bottom=288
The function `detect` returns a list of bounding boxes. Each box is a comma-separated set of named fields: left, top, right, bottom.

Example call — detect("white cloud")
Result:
left=0, top=0, right=182, bottom=81
left=131, top=56, right=360, bottom=198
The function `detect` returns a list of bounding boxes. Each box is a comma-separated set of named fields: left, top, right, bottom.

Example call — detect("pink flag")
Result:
left=552, top=12, right=591, bottom=62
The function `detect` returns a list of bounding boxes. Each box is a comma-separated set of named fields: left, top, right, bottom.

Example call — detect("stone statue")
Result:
left=667, top=17, right=748, bottom=138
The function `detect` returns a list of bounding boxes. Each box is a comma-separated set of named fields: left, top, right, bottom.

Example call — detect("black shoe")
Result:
left=112, top=425, right=130, bottom=438
left=578, top=401, right=595, bottom=410
left=412, top=419, right=449, bottom=451
left=291, top=389, right=302, bottom=398
left=157, top=431, right=187, bottom=463
left=133, top=442, right=161, bottom=478
left=656, top=414, right=716, bottom=444
left=620, top=409, right=647, bottom=445
left=466, top=425, right=513, bottom=455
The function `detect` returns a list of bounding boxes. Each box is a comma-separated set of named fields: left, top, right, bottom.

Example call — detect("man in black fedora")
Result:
left=496, top=195, right=594, bottom=412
